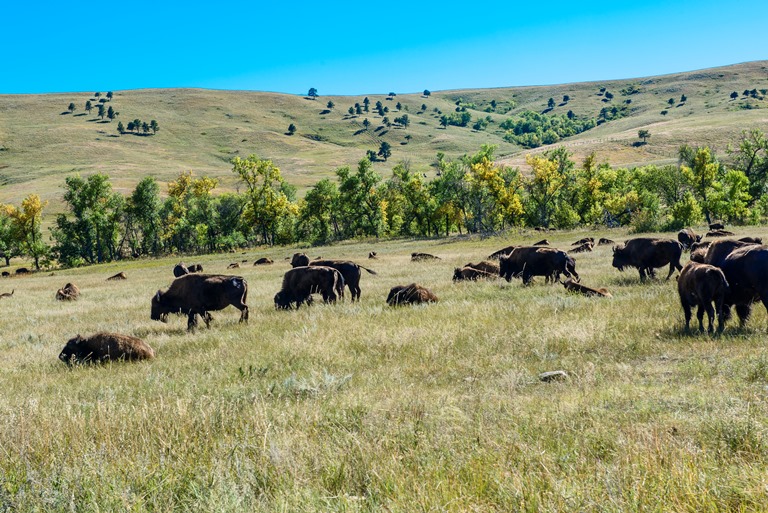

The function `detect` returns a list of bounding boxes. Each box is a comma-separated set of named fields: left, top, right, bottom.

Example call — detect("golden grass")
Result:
left=1, top=227, right=768, bottom=510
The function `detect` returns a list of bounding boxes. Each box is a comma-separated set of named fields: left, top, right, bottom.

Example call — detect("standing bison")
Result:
left=151, top=274, right=249, bottom=330
left=499, top=247, right=578, bottom=285
left=274, top=266, right=344, bottom=309
left=691, top=239, right=759, bottom=267
left=290, top=253, right=376, bottom=301
left=59, top=332, right=155, bottom=365
left=677, top=228, right=701, bottom=250
left=720, top=245, right=768, bottom=327
left=677, top=262, right=729, bottom=333
left=611, top=238, right=683, bottom=281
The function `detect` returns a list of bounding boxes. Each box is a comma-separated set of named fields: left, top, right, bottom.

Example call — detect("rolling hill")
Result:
left=1, top=60, right=767, bottom=210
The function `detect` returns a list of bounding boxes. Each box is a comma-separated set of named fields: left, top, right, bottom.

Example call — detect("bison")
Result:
left=709, top=222, right=725, bottom=230
left=453, top=267, right=497, bottom=281
left=291, top=253, right=377, bottom=301
left=719, top=245, right=768, bottom=327
left=706, top=229, right=736, bottom=238
left=677, top=262, right=729, bottom=333
left=253, top=258, right=273, bottom=265
left=499, top=247, right=579, bottom=285
left=368, top=251, right=378, bottom=259
left=0, top=289, right=13, bottom=299
left=533, top=239, right=550, bottom=246
left=227, top=262, right=240, bottom=269
left=188, top=264, right=204, bottom=273
left=561, top=278, right=611, bottom=298
left=691, top=239, right=759, bottom=267
left=738, top=236, right=763, bottom=244
left=386, top=283, right=438, bottom=306
left=173, top=262, right=189, bottom=277
left=56, top=283, right=80, bottom=301
left=597, top=238, right=615, bottom=246
left=611, top=238, right=683, bottom=281
left=106, top=272, right=127, bottom=281
left=572, top=237, right=594, bottom=246
left=15, top=268, right=30, bottom=275
left=411, top=252, right=440, bottom=261
left=570, top=242, right=593, bottom=253
left=464, top=261, right=500, bottom=274
left=488, top=245, right=518, bottom=260
left=151, top=274, right=249, bottom=330
left=274, top=266, right=344, bottom=309
left=59, top=332, right=155, bottom=365
left=677, top=228, right=702, bottom=250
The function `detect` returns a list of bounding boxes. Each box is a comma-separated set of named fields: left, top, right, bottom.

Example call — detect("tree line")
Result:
left=1, top=129, right=767, bottom=269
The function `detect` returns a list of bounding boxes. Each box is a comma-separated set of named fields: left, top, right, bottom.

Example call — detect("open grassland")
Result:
left=1, top=61, right=768, bottom=211
left=1, top=228, right=768, bottom=511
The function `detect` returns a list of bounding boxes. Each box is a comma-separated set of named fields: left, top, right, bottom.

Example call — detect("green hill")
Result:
left=1, top=61, right=767, bottom=210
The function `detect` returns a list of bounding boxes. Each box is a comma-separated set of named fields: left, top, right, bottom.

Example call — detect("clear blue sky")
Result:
left=3, top=0, right=764, bottom=95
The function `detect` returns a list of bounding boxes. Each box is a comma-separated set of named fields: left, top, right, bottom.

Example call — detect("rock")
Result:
left=539, top=370, right=568, bottom=382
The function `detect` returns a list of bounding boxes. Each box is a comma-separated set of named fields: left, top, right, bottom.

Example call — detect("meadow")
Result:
left=1, top=228, right=767, bottom=511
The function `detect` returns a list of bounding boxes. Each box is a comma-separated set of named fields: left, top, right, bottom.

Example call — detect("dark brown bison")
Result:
left=411, top=252, right=440, bottom=261
left=386, top=283, right=438, bottom=306
left=291, top=253, right=377, bottom=301
left=572, top=237, right=594, bottom=246
left=274, top=266, right=344, bottom=309
left=569, top=242, right=593, bottom=253
left=464, top=261, right=500, bottom=274
left=533, top=239, right=550, bottom=246
left=499, top=247, right=579, bottom=285
left=173, top=262, right=189, bottom=277
left=253, top=258, right=273, bottom=265
left=677, top=262, right=729, bottom=333
left=151, top=274, right=249, bottom=330
left=488, top=245, right=518, bottom=260
left=227, top=262, right=241, bottom=269
left=368, top=251, right=378, bottom=259
left=59, top=332, right=155, bottom=365
left=677, top=228, right=702, bottom=250
left=56, top=283, right=80, bottom=301
left=1, top=271, right=9, bottom=277
left=597, top=238, right=615, bottom=246
left=453, top=267, right=497, bottom=281
left=720, top=245, right=768, bottom=327
left=738, top=236, right=763, bottom=244
left=709, top=222, right=725, bottom=230
left=691, top=239, right=759, bottom=267
left=188, top=264, right=204, bottom=273
left=706, top=229, right=736, bottom=238
left=0, top=289, right=14, bottom=299
left=611, top=238, right=683, bottom=281
left=15, top=268, right=30, bottom=275
left=561, top=278, right=611, bottom=298
left=106, top=272, right=127, bottom=281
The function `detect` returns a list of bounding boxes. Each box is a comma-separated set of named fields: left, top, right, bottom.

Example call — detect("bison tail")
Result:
left=360, top=265, right=378, bottom=275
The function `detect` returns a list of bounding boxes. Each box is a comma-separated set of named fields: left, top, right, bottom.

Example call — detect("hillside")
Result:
left=1, top=61, right=767, bottom=210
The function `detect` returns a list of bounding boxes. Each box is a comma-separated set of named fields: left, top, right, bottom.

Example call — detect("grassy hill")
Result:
left=1, top=61, right=767, bottom=210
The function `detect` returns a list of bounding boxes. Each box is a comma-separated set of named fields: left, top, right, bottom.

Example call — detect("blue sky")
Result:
left=3, top=1, right=764, bottom=95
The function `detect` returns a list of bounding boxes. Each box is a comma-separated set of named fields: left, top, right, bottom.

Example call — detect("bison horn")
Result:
left=155, top=290, right=161, bottom=300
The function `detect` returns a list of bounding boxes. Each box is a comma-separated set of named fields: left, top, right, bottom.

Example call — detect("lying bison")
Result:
left=56, top=283, right=80, bottom=301
left=106, top=272, right=127, bottom=281
left=709, top=222, right=725, bottom=230
left=677, top=227, right=702, bottom=250
left=611, top=238, right=683, bottom=281
left=572, top=237, right=594, bottom=246
left=597, top=238, right=615, bottom=246
left=739, top=236, right=762, bottom=244
left=188, top=264, right=204, bottom=273
left=368, top=251, right=378, bottom=259
left=561, top=278, right=611, bottom=298
left=464, top=261, right=500, bottom=274
left=677, top=262, right=729, bottom=333
left=151, top=274, right=249, bottom=330
left=253, top=258, right=273, bottom=265
left=173, top=262, right=189, bottom=277
left=570, top=242, right=593, bottom=253
left=706, top=229, right=736, bottom=238
left=274, top=266, right=344, bottom=309
left=533, top=239, right=550, bottom=246
left=411, top=252, right=440, bottom=261
left=291, top=253, right=376, bottom=301
left=387, top=283, right=438, bottom=306
left=453, top=267, right=497, bottom=281
left=499, top=247, right=578, bottom=285
left=59, top=332, right=155, bottom=365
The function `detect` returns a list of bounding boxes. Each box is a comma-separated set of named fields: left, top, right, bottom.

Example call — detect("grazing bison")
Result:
left=59, top=332, right=155, bottom=365
left=411, top=252, right=440, bottom=261
left=709, top=222, right=725, bottom=230
left=719, top=245, right=768, bottom=327
left=291, top=253, right=377, bottom=301
left=274, top=266, right=344, bottom=309
left=453, top=267, right=497, bottom=281
left=488, top=245, right=519, bottom=260
left=677, top=262, right=729, bottom=333
left=677, top=228, right=702, bottom=250
left=15, top=268, right=30, bottom=275
left=692, top=239, right=759, bottom=267
left=533, top=239, right=550, bottom=246
left=387, top=283, right=438, bottom=306
left=106, top=272, right=127, bottom=281
left=253, top=258, right=273, bottom=265
left=151, top=274, right=249, bottom=330
left=561, top=278, right=611, bottom=298
left=188, top=264, right=204, bottom=273
left=706, top=229, right=736, bottom=238
left=598, top=238, right=615, bottom=246
left=611, top=238, right=683, bottom=281
left=0, top=289, right=14, bottom=299
left=499, top=247, right=579, bottom=285
left=570, top=242, right=593, bottom=253
left=173, top=263, right=189, bottom=277
left=572, top=237, right=594, bottom=246
left=464, top=261, right=500, bottom=274
left=56, top=283, right=80, bottom=301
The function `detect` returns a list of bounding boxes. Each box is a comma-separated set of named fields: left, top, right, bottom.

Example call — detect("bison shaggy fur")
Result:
left=464, top=261, right=500, bottom=274
left=106, top=272, right=127, bottom=281
left=56, top=283, right=80, bottom=301
left=499, top=247, right=579, bottom=285
left=274, top=266, right=344, bottom=309
left=693, top=239, right=759, bottom=267
left=720, top=245, right=768, bottom=327
left=561, top=278, right=611, bottom=298
left=291, top=253, right=376, bottom=301
left=611, top=238, right=683, bottom=281
left=453, top=267, right=497, bottom=281
left=387, top=283, right=438, bottom=306
left=677, top=228, right=702, bottom=250
left=411, top=252, right=441, bottom=261
left=677, top=262, right=729, bottom=333
left=151, top=274, right=248, bottom=330
left=253, top=258, right=273, bottom=265
left=173, top=262, right=189, bottom=277
left=59, top=332, right=155, bottom=365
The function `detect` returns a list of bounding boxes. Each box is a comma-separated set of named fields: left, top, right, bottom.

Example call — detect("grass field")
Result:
left=2, top=228, right=768, bottom=511
left=1, top=61, right=767, bottom=212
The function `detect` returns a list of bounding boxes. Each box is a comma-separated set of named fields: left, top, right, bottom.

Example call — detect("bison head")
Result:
left=274, top=291, right=292, bottom=309
left=150, top=291, right=167, bottom=321
left=498, top=254, right=521, bottom=282
left=452, top=268, right=463, bottom=281
left=611, top=245, right=629, bottom=271
left=59, top=335, right=86, bottom=365
left=290, top=253, right=310, bottom=268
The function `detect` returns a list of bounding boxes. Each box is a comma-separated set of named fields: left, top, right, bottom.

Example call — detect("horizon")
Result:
left=4, top=1, right=767, bottom=96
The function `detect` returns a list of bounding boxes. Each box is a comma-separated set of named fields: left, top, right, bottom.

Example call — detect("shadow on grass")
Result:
left=657, top=323, right=758, bottom=341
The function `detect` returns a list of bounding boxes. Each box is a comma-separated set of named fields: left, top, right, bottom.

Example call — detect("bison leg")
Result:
left=736, top=303, right=752, bottom=327
left=694, top=304, right=707, bottom=332
left=351, top=284, right=361, bottom=301
left=665, top=263, right=677, bottom=280
left=682, top=302, right=692, bottom=332
left=704, top=302, right=716, bottom=334
left=187, top=312, right=198, bottom=331
left=638, top=267, right=647, bottom=282
left=202, top=311, right=213, bottom=328
left=239, top=305, right=249, bottom=323
left=523, top=272, right=534, bottom=286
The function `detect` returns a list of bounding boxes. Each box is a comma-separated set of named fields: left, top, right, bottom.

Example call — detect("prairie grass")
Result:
left=1, top=227, right=768, bottom=511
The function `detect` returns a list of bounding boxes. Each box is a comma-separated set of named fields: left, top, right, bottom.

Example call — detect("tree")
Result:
left=335, top=158, right=385, bottom=238
left=85, top=100, right=92, bottom=114
left=563, top=95, right=570, bottom=103
left=396, top=102, right=402, bottom=111
left=668, top=98, right=675, bottom=106
left=287, top=123, right=297, bottom=135
left=107, top=106, right=115, bottom=120
left=94, top=92, right=101, bottom=99
left=126, top=121, right=134, bottom=132
left=0, top=209, right=15, bottom=266
left=307, top=87, right=318, bottom=99
left=730, top=91, right=739, bottom=100
left=439, top=115, right=449, bottom=128
left=150, top=120, right=159, bottom=134
left=395, top=114, right=410, bottom=128
left=378, top=141, right=392, bottom=161
left=423, top=90, right=431, bottom=97
left=362, top=118, right=370, bottom=130
left=68, top=102, right=76, bottom=113
left=133, top=118, right=141, bottom=133
left=421, top=103, right=427, bottom=111
left=680, top=146, right=721, bottom=223
left=363, top=97, right=370, bottom=112
left=299, top=178, right=340, bottom=244
left=98, top=104, right=106, bottom=119
left=638, top=129, right=651, bottom=144
left=123, top=177, right=162, bottom=256
left=142, top=122, right=150, bottom=134
left=348, top=106, right=354, bottom=116
left=117, top=121, right=124, bottom=134
left=604, top=91, right=614, bottom=100
left=3, top=195, right=49, bottom=269
left=327, top=100, right=335, bottom=109
left=547, top=98, right=555, bottom=109
left=680, top=94, right=687, bottom=103
left=106, top=91, right=113, bottom=100
left=355, top=104, right=362, bottom=115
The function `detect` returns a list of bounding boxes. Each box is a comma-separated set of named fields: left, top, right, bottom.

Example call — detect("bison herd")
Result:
left=7, top=222, right=764, bottom=366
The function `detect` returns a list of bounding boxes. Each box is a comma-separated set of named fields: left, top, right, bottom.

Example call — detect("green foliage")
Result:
left=307, top=87, right=318, bottom=99
left=638, top=129, right=650, bottom=143
left=599, top=104, right=629, bottom=122
left=502, top=111, right=596, bottom=148
left=124, top=177, right=162, bottom=256
left=377, top=141, right=391, bottom=161
left=287, top=123, right=297, bottom=135
left=620, top=84, right=641, bottom=95
left=298, top=178, right=340, bottom=244
left=335, top=158, right=385, bottom=238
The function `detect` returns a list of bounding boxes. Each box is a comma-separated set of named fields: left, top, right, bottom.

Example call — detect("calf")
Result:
left=677, top=262, right=729, bottom=333
left=411, top=252, right=440, bottom=261
left=571, top=237, right=594, bottom=246
left=59, top=332, right=155, bottom=365
left=173, top=263, right=189, bottom=277
left=274, top=266, right=344, bottom=309
left=561, top=278, right=611, bottom=298
left=677, top=227, right=701, bottom=250
left=453, top=267, right=496, bottom=281
left=253, top=258, right=273, bottom=265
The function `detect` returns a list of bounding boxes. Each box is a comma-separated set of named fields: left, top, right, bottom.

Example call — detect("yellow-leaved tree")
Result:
left=2, top=194, right=49, bottom=269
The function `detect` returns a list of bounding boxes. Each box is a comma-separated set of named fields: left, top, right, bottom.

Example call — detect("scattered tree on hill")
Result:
left=730, top=91, right=738, bottom=100
left=423, top=90, right=431, bottom=97
left=150, top=120, right=159, bottom=134
left=604, top=91, right=614, bottom=100
left=355, top=103, right=362, bottom=115
left=326, top=100, right=335, bottom=110
left=396, top=102, right=402, bottom=111
left=117, top=121, right=124, bottom=134
left=348, top=106, right=354, bottom=116
left=362, top=118, right=370, bottom=130
left=133, top=119, right=141, bottom=134
left=490, top=99, right=497, bottom=110
left=85, top=100, right=92, bottom=114
left=547, top=98, right=555, bottom=109
left=394, top=114, right=410, bottom=128
left=388, top=92, right=396, bottom=98
left=439, top=115, right=449, bottom=128
left=94, top=92, right=101, bottom=99
left=127, top=122, right=134, bottom=132
left=98, top=104, right=106, bottom=119
left=363, top=97, right=370, bottom=112
left=638, top=129, right=651, bottom=144
left=142, top=122, right=150, bottom=135
left=421, top=104, right=427, bottom=111
left=378, top=141, right=392, bottom=161
left=680, top=94, right=687, bottom=103
left=106, top=91, right=113, bottom=100
left=287, top=123, right=297, bottom=135
left=404, top=134, right=412, bottom=143
left=366, top=149, right=377, bottom=162
left=668, top=98, right=675, bottom=107
left=563, top=95, right=570, bottom=103
left=307, top=88, right=318, bottom=99
left=68, top=103, right=76, bottom=114
left=382, top=116, right=390, bottom=126
left=107, top=106, right=116, bottom=121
